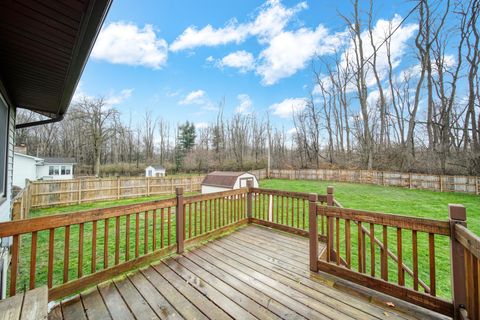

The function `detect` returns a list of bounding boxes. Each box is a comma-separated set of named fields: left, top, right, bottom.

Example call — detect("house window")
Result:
left=54, top=166, right=59, bottom=175
left=0, top=97, right=7, bottom=198
left=65, top=167, right=71, bottom=175
left=49, top=166, right=54, bottom=175
left=61, top=166, right=66, bottom=175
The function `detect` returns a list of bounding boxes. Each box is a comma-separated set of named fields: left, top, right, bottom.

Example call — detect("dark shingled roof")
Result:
left=202, top=171, right=249, bottom=188
left=151, top=165, right=165, bottom=170
left=42, top=157, right=76, bottom=164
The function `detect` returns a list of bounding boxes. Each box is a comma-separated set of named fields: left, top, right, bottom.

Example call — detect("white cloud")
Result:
left=257, top=26, right=342, bottom=85
left=105, top=88, right=134, bottom=106
left=341, top=15, right=417, bottom=87
left=179, top=90, right=207, bottom=105
left=206, top=56, right=215, bottom=62
left=235, top=94, right=253, bottom=114
left=195, top=122, right=209, bottom=129
left=218, top=51, right=255, bottom=73
left=170, top=0, right=307, bottom=51
left=179, top=90, right=218, bottom=111
left=92, top=22, right=168, bottom=69
left=269, top=97, right=307, bottom=118
left=72, top=83, right=133, bottom=107
left=287, top=127, right=298, bottom=136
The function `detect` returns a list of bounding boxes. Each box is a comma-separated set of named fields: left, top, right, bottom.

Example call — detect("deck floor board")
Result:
left=53, top=224, right=447, bottom=320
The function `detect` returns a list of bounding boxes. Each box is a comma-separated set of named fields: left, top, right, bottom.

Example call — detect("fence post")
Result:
left=78, top=179, right=82, bottom=204
left=146, top=177, right=150, bottom=197
left=308, top=193, right=318, bottom=272
left=176, top=188, right=185, bottom=254
left=449, top=204, right=467, bottom=319
left=326, top=186, right=336, bottom=262
left=246, top=180, right=253, bottom=220
left=117, top=176, right=120, bottom=200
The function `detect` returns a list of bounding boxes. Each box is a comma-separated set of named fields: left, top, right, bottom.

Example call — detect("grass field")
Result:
left=15, top=179, right=479, bottom=299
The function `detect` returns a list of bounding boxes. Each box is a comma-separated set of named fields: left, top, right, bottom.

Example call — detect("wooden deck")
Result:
left=48, top=225, right=448, bottom=320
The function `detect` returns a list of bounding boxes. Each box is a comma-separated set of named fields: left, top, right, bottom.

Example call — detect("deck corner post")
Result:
left=246, top=180, right=253, bottom=221
left=449, top=204, right=467, bottom=319
left=176, top=187, right=185, bottom=254
left=308, top=193, right=319, bottom=272
left=326, top=186, right=335, bottom=261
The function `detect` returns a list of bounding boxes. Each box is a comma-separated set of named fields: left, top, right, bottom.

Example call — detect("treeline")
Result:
left=293, top=0, right=480, bottom=175
left=15, top=0, right=480, bottom=176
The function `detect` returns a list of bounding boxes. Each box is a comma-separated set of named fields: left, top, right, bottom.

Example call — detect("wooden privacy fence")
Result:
left=270, top=168, right=480, bottom=194
left=12, top=175, right=205, bottom=214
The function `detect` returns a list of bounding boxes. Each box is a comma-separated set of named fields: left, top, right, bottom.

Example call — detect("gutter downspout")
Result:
left=15, top=113, right=64, bottom=129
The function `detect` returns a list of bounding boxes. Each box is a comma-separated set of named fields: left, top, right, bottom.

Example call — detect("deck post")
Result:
left=326, top=187, right=335, bottom=262
left=176, top=187, right=185, bottom=254
left=246, top=180, right=253, bottom=220
left=309, top=193, right=318, bottom=272
left=449, top=204, right=467, bottom=319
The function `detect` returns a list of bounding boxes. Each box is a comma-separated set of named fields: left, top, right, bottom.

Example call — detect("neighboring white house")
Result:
left=145, top=165, right=166, bottom=177
left=12, top=152, right=43, bottom=188
left=13, top=153, right=76, bottom=188
left=37, top=157, right=76, bottom=180
left=201, top=171, right=259, bottom=194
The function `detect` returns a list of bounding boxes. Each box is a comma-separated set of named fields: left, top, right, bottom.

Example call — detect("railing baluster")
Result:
left=345, top=219, right=351, bottom=268
left=381, top=225, right=388, bottom=281
left=286, top=197, right=290, bottom=226
left=167, top=207, right=171, bottom=246
left=188, top=203, right=192, bottom=239
left=200, top=201, right=203, bottom=234
left=302, top=199, right=305, bottom=230
left=397, top=227, right=404, bottom=286
left=29, top=231, right=37, bottom=289
left=92, top=220, right=97, bottom=272
left=79, top=223, right=84, bottom=276
left=9, top=234, right=19, bottom=296
left=153, top=209, right=157, bottom=250
left=125, top=215, right=130, bottom=261
left=48, top=228, right=55, bottom=288
left=194, top=202, right=198, bottom=236
left=297, top=198, right=300, bottom=228
left=429, top=233, right=436, bottom=296
left=104, top=219, right=109, bottom=268
left=370, top=223, right=375, bottom=277
left=144, top=210, right=149, bottom=252
left=135, top=213, right=139, bottom=258
left=357, top=222, right=362, bottom=273
left=64, top=225, right=70, bottom=283
left=336, top=218, right=340, bottom=266
left=113, top=217, right=119, bottom=265
left=412, top=230, right=418, bottom=291
left=160, top=208, right=164, bottom=248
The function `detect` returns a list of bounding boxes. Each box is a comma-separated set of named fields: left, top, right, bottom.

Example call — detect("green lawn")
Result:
left=14, top=179, right=479, bottom=300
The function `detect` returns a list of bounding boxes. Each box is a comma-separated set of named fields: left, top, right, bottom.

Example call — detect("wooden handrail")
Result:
left=318, top=205, right=451, bottom=235
left=455, top=224, right=480, bottom=259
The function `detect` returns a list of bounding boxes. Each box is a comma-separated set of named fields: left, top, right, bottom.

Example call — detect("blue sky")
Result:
left=75, top=0, right=419, bottom=129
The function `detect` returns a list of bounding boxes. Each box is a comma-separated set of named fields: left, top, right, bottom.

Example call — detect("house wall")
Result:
left=13, top=154, right=37, bottom=188
left=0, top=91, right=15, bottom=299
left=37, top=164, right=74, bottom=180
left=145, top=166, right=166, bottom=177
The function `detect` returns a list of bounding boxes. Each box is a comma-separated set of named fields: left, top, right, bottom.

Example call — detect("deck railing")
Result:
left=309, top=191, right=479, bottom=319
left=2, top=184, right=479, bottom=319
left=0, top=187, right=249, bottom=301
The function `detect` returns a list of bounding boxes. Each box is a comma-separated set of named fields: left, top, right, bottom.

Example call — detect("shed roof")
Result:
left=147, top=165, right=165, bottom=170
left=0, top=0, right=112, bottom=127
left=202, top=171, right=254, bottom=188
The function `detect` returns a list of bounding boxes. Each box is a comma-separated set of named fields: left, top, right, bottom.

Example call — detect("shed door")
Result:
left=239, top=177, right=253, bottom=188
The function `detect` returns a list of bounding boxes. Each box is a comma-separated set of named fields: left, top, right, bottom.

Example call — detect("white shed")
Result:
left=145, top=165, right=166, bottom=177
left=201, top=171, right=259, bottom=194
